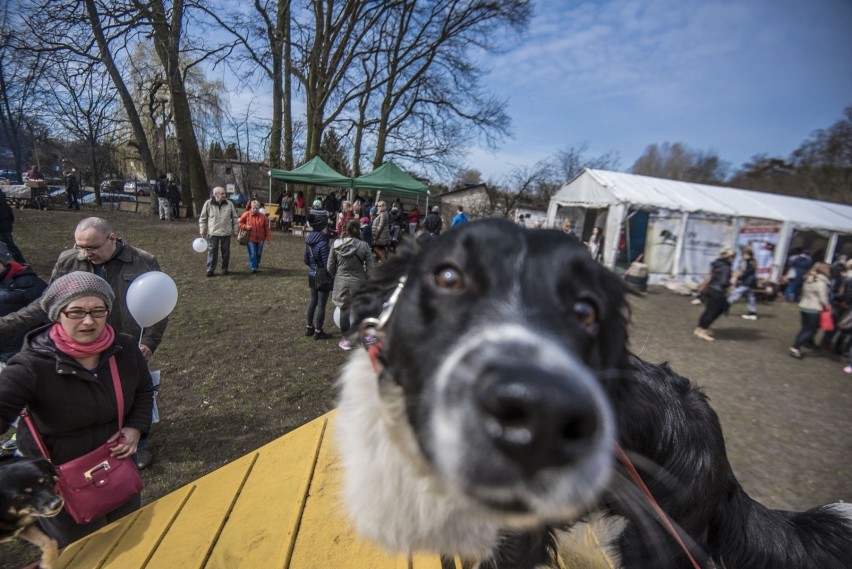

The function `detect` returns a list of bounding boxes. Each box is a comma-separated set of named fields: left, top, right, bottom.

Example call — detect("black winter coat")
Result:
left=0, top=326, right=154, bottom=465
left=0, top=263, right=47, bottom=356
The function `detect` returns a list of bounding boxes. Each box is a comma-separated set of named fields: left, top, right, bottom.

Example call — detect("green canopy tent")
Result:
left=351, top=160, right=429, bottom=198
left=267, top=156, right=353, bottom=201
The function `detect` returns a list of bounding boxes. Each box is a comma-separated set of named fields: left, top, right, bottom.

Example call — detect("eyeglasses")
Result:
left=61, top=308, right=110, bottom=319
left=73, top=237, right=110, bottom=253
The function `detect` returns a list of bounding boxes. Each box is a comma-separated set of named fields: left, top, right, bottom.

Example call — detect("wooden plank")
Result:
left=56, top=511, right=141, bottom=569
left=144, top=453, right=258, bottom=569
left=289, top=419, right=410, bottom=569
left=205, top=416, right=327, bottom=569
left=411, top=553, right=447, bottom=569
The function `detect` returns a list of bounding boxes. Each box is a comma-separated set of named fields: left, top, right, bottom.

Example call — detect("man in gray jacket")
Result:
left=0, top=216, right=167, bottom=468
left=199, top=187, right=239, bottom=276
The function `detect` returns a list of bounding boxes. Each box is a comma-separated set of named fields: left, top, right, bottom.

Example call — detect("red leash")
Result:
left=615, top=443, right=703, bottom=569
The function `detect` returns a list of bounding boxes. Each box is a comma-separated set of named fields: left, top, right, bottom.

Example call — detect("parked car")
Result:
left=0, top=169, right=21, bottom=183
left=100, top=179, right=123, bottom=193
left=82, top=191, right=137, bottom=205
left=124, top=181, right=151, bottom=196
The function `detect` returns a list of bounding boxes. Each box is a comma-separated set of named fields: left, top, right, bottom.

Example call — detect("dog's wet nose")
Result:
left=477, top=367, right=602, bottom=475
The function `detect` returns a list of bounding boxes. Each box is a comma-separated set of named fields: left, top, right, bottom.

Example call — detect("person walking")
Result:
left=328, top=219, right=373, bottom=350
left=167, top=180, right=181, bottom=220
left=64, top=170, right=81, bottom=210
left=789, top=262, right=831, bottom=359
left=0, top=271, right=153, bottom=547
left=238, top=200, right=272, bottom=273
left=728, top=246, right=759, bottom=320
left=155, top=174, right=171, bottom=221
left=199, top=187, right=239, bottom=276
left=694, top=247, right=736, bottom=341
left=0, top=217, right=168, bottom=469
left=0, top=190, right=26, bottom=263
left=304, top=215, right=332, bottom=340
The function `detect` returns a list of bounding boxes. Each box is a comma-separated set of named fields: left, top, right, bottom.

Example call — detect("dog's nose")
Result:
left=476, top=367, right=602, bottom=475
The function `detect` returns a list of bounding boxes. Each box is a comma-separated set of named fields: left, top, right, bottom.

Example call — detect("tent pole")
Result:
left=672, top=212, right=690, bottom=279
left=826, top=233, right=839, bottom=263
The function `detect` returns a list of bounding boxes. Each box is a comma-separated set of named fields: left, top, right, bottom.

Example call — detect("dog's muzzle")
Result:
left=427, top=324, right=614, bottom=520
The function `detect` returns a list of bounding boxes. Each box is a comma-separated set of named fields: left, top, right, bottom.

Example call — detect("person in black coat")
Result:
left=0, top=191, right=26, bottom=263
left=64, top=170, right=81, bottom=210
left=0, top=271, right=153, bottom=547
left=694, top=247, right=736, bottom=341
left=423, top=206, right=443, bottom=236
left=0, top=242, right=47, bottom=362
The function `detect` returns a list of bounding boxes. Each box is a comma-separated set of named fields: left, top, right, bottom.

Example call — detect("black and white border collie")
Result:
left=336, top=218, right=852, bottom=569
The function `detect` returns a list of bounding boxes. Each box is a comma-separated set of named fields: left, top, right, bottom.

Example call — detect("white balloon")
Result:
left=192, top=237, right=208, bottom=253
left=333, top=306, right=341, bottom=329
left=259, top=207, right=266, bottom=214
left=126, top=271, right=178, bottom=328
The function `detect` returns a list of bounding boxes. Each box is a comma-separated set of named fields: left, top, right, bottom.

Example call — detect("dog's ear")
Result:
left=350, top=237, right=421, bottom=325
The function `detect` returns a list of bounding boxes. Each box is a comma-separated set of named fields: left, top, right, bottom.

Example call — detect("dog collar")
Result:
left=358, top=276, right=407, bottom=373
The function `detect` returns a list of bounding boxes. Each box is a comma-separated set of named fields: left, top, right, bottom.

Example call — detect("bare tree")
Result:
left=790, top=106, right=852, bottom=203
left=0, top=5, right=48, bottom=178
left=631, top=141, right=728, bottom=184
left=42, top=60, right=124, bottom=203
left=353, top=0, right=529, bottom=177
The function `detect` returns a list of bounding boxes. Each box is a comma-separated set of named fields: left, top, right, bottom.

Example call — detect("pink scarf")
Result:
left=49, top=322, right=116, bottom=358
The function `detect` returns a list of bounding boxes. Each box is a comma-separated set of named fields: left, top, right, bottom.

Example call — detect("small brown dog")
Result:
left=0, top=457, right=64, bottom=569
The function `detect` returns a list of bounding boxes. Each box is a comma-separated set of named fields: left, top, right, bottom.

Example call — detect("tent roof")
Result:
left=269, top=156, right=352, bottom=188
left=551, top=169, right=852, bottom=234
left=351, top=160, right=429, bottom=197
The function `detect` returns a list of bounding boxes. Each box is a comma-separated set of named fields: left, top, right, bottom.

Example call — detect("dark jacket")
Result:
left=65, top=173, right=80, bottom=194
left=0, top=262, right=47, bottom=358
left=708, top=258, right=733, bottom=294
left=304, top=231, right=330, bottom=279
left=0, top=192, right=13, bottom=232
left=0, top=242, right=167, bottom=354
left=423, top=211, right=443, bottom=235
left=155, top=178, right=168, bottom=198
left=0, top=326, right=154, bottom=465
left=737, top=258, right=757, bottom=288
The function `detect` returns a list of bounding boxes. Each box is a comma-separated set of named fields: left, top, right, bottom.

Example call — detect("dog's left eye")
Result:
left=573, top=300, right=598, bottom=328
left=434, top=266, right=465, bottom=290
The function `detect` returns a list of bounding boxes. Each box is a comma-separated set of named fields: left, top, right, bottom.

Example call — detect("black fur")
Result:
left=347, top=219, right=852, bottom=568
left=0, top=456, right=61, bottom=540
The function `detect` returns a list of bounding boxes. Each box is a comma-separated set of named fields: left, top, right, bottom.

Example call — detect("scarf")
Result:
left=49, top=322, right=115, bottom=358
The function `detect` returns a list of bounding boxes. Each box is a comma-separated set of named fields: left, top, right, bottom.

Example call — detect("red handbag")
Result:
left=819, top=308, right=835, bottom=333
left=22, top=357, right=143, bottom=525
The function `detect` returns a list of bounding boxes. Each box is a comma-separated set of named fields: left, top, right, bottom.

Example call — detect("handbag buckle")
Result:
left=84, top=461, right=111, bottom=481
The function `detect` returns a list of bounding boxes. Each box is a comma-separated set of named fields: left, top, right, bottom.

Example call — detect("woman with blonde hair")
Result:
left=238, top=200, right=272, bottom=273
left=789, top=262, right=831, bottom=359
left=694, top=247, right=736, bottom=341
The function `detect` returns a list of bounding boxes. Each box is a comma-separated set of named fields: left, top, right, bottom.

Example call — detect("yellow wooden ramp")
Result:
left=52, top=411, right=612, bottom=569
left=53, top=411, right=444, bottom=569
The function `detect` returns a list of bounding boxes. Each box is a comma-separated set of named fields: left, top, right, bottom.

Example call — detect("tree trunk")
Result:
left=84, top=0, right=158, bottom=191
left=149, top=0, right=208, bottom=216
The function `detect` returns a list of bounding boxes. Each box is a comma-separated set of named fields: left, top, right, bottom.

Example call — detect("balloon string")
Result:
left=139, top=328, right=144, bottom=347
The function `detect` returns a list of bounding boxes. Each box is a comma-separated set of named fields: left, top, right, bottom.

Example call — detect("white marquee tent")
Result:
left=546, top=169, right=852, bottom=283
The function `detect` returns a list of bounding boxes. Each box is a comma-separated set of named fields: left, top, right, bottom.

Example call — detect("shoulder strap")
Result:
left=21, top=356, right=124, bottom=462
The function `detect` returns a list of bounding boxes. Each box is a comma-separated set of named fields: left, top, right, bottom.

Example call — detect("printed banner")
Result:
left=681, top=216, right=735, bottom=278
left=643, top=212, right=681, bottom=274
left=736, top=222, right=781, bottom=281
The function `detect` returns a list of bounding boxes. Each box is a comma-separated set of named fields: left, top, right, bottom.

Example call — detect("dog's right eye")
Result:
left=434, top=266, right=465, bottom=290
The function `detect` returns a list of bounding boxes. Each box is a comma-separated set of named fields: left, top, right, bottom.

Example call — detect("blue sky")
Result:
left=467, top=0, right=852, bottom=179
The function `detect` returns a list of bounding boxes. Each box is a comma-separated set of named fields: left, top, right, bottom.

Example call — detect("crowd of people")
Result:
left=2, top=187, right=848, bottom=553
left=692, top=245, right=852, bottom=375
